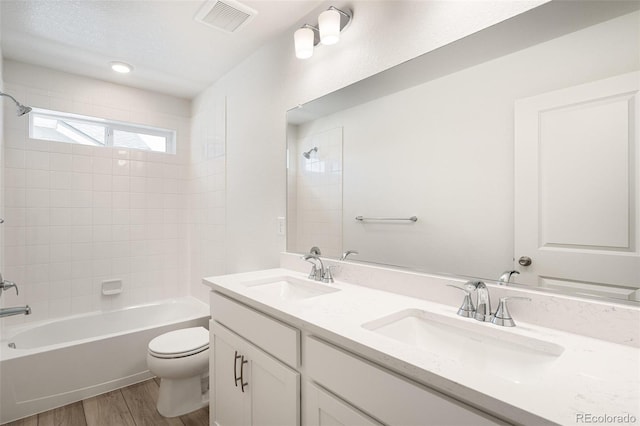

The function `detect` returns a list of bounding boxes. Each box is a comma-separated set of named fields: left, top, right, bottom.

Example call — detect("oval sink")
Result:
left=362, top=309, right=564, bottom=384
left=242, top=275, right=340, bottom=301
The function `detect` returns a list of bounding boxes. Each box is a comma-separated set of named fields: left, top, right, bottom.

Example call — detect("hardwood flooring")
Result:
left=6, top=379, right=209, bottom=426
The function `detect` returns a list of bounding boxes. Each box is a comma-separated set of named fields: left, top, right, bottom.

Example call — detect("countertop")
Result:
left=203, top=268, right=640, bottom=425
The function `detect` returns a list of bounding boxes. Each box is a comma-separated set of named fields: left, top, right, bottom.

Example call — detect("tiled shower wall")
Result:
left=1, top=61, right=191, bottom=324
left=188, top=88, right=226, bottom=302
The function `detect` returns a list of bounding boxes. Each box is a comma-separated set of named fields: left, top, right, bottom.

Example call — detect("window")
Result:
left=29, top=108, right=176, bottom=154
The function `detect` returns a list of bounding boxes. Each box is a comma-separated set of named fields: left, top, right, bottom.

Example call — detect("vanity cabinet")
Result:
left=209, top=289, right=505, bottom=426
left=210, top=292, right=301, bottom=426
left=211, top=321, right=300, bottom=426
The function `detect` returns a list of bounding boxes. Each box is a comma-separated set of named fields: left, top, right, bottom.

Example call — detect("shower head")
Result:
left=17, top=105, right=32, bottom=116
left=303, top=146, right=318, bottom=159
left=0, top=91, right=32, bottom=116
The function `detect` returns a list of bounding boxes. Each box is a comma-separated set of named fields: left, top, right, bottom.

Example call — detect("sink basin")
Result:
left=242, top=275, right=340, bottom=301
left=362, top=309, right=564, bottom=384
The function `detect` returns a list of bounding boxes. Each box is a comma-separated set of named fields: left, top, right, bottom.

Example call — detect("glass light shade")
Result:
left=294, top=27, right=314, bottom=59
left=319, top=9, right=341, bottom=45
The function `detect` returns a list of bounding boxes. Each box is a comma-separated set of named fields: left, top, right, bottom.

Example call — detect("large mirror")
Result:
left=286, top=2, right=640, bottom=303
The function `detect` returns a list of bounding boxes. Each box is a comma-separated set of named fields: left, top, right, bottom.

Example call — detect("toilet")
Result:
left=147, top=326, right=210, bottom=417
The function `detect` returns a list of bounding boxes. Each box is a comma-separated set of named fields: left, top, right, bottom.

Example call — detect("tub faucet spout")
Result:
left=0, top=306, right=31, bottom=318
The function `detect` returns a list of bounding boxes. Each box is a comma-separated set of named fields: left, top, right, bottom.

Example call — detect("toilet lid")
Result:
left=148, top=326, right=209, bottom=357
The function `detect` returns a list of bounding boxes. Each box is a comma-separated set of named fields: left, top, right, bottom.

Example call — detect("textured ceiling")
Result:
left=1, top=0, right=322, bottom=99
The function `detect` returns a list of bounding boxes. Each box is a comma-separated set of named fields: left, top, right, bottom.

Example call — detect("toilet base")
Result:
left=156, top=376, right=209, bottom=418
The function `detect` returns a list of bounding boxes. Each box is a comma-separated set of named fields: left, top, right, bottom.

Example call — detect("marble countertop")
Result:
left=203, top=268, right=640, bottom=425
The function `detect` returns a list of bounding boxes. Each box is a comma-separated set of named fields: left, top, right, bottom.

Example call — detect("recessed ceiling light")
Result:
left=110, top=61, right=133, bottom=74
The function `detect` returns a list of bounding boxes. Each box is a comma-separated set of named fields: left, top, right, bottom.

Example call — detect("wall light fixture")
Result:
left=295, top=6, right=352, bottom=59
left=294, top=24, right=319, bottom=59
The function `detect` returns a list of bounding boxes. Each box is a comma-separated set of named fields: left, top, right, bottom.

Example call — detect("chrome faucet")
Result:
left=0, top=273, right=32, bottom=318
left=1, top=306, right=31, bottom=318
left=303, top=254, right=323, bottom=281
left=472, top=281, right=492, bottom=322
left=450, top=280, right=530, bottom=326
left=302, top=253, right=334, bottom=283
left=497, top=270, right=520, bottom=285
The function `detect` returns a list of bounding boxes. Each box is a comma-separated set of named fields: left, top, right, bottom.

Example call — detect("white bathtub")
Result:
left=0, top=297, right=210, bottom=424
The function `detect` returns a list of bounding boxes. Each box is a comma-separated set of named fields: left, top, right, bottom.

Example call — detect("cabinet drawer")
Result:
left=211, top=291, right=300, bottom=368
left=304, top=381, right=383, bottom=426
left=305, top=336, right=504, bottom=426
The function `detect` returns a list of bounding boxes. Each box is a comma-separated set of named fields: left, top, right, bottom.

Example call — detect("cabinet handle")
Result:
left=234, top=351, right=249, bottom=392
left=234, top=351, right=241, bottom=387
left=239, top=355, right=248, bottom=393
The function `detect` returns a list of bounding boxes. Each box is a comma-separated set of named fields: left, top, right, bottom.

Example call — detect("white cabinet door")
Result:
left=304, top=381, right=382, bottom=426
left=212, top=326, right=251, bottom=426
left=515, top=72, right=640, bottom=296
left=212, top=321, right=300, bottom=426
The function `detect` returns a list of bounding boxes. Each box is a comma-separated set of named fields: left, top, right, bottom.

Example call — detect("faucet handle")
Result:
left=447, top=284, right=476, bottom=318
left=307, top=264, right=318, bottom=280
left=491, top=296, right=531, bottom=327
left=322, top=266, right=335, bottom=283
left=0, top=275, right=19, bottom=296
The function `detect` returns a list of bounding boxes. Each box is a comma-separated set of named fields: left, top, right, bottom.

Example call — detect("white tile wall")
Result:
left=1, top=61, right=191, bottom=324
left=188, top=89, right=226, bottom=302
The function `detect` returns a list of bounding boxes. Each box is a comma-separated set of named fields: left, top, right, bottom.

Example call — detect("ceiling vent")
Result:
left=195, top=0, right=258, bottom=33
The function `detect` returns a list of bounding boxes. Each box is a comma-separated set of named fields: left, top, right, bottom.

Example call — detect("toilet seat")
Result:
left=148, top=326, right=209, bottom=359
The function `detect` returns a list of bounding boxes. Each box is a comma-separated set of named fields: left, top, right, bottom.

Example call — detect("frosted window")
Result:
left=32, top=116, right=106, bottom=146
left=113, top=130, right=168, bottom=153
left=29, top=109, right=176, bottom=154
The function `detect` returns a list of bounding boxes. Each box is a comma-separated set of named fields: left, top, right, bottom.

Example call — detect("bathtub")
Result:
left=0, top=297, right=210, bottom=424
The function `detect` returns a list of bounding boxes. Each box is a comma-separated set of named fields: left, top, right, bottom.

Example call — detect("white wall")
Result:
left=291, top=11, right=640, bottom=278
left=290, top=127, right=343, bottom=258
left=0, top=0, right=577, bottom=309
left=1, top=61, right=191, bottom=323
left=196, top=0, right=546, bottom=274
left=0, top=5, right=5, bottom=293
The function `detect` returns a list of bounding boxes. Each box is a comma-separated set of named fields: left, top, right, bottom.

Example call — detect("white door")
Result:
left=515, top=72, right=640, bottom=298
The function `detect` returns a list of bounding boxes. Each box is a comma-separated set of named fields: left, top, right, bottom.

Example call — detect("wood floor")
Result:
left=6, top=378, right=209, bottom=426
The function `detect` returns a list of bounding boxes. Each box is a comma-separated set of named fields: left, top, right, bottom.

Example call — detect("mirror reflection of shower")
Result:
left=302, top=146, right=318, bottom=159
left=0, top=91, right=32, bottom=116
